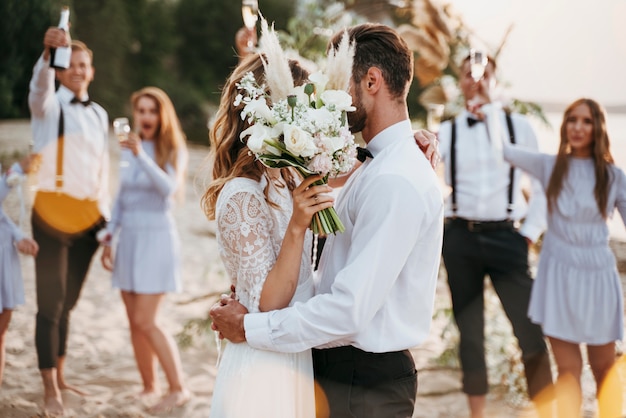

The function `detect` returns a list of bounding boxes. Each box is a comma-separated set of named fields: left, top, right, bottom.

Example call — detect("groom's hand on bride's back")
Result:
left=210, top=295, right=248, bottom=343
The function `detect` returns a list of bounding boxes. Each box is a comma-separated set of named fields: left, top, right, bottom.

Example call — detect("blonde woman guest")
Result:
left=100, top=87, right=190, bottom=413
left=501, top=98, right=625, bottom=418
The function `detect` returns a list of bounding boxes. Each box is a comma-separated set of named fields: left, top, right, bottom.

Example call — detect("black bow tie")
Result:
left=71, top=97, right=91, bottom=107
left=356, top=146, right=373, bottom=163
left=467, top=116, right=483, bottom=127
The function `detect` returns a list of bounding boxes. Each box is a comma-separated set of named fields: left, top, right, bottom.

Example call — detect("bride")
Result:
left=201, top=52, right=333, bottom=417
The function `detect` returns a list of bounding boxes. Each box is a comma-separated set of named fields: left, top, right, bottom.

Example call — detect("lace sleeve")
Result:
left=216, top=184, right=278, bottom=313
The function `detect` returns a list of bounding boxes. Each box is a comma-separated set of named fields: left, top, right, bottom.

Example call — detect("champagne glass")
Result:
left=469, top=49, right=488, bottom=82
left=113, top=117, right=131, bottom=142
left=241, top=0, right=258, bottom=50
left=426, top=104, right=445, bottom=133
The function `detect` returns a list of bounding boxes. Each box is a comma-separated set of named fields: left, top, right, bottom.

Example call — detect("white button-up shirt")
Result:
left=28, top=55, right=110, bottom=218
left=245, top=120, right=444, bottom=353
left=438, top=109, right=546, bottom=241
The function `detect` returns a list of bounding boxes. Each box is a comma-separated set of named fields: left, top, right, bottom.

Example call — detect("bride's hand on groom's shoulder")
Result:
left=209, top=295, right=248, bottom=343
left=413, top=129, right=440, bottom=169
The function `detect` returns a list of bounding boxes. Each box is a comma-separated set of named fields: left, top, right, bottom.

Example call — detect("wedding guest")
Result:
left=235, top=26, right=258, bottom=61
left=436, top=54, right=554, bottom=418
left=99, top=87, right=191, bottom=413
left=0, top=155, right=39, bottom=386
left=210, top=23, right=443, bottom=417
left=28, top=28, right=110, bottom=415
left=502, top=98, right=624, bottom=418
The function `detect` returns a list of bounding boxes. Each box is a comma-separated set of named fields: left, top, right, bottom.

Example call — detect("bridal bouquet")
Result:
left=237, top=18, right=357, bottom=236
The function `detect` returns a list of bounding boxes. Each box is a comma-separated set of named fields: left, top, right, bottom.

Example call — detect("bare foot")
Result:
left=126, top=389, right=162, bottom=406
left=43, top=394, right=64, bottom=416
left=148, top=389, right=191, bottom=414
left=57, top=380, right=90, bottom=397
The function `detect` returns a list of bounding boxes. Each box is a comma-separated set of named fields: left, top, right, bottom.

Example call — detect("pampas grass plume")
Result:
left=325, top=31, right=355, bottom=92
left=258, top=15, right=294, bottom=103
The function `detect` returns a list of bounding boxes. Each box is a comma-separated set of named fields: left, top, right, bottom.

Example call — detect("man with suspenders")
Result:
left=28, top=27, right=110, bottom=416
left=437, top=54, right=554, bottom=418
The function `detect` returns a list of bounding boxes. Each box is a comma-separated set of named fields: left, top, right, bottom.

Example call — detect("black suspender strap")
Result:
left=504, top=111, right=516, bottom=215
left=449, top=112, right=516, bottom=217
left=55, top=108, right=65, bottom=190
left=450, top=120, right=458, bottom=213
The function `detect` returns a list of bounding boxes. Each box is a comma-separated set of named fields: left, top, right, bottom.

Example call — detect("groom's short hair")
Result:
left=330, top=23, right=413, bottom=100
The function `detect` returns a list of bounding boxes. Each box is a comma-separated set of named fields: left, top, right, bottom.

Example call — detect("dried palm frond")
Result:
left=325, top=30, right=355, bottom=91
left=418, top=84, right=447, bottom=106
left=414, top=56, right=443, bottom=87
left=413, top=0, right=453, bottom=41
left=397, top=24, right=448, bottom=70
left=258, top=15, right=294, bottom=103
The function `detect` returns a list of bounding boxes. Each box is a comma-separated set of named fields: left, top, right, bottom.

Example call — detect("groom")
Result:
left=211, top=23, right=443, bottom=417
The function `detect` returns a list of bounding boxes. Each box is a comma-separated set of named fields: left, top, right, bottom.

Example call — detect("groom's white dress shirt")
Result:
left=245, top=120, right=444, bottom=353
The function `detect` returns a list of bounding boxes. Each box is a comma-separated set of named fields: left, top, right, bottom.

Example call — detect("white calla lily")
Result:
left=240, top=124, right=275, bottom=154
left=242, top=98, right=276, bottom=124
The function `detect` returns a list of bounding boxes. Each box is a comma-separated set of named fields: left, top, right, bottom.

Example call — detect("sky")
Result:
left=448, top=0, right=626, bottom=107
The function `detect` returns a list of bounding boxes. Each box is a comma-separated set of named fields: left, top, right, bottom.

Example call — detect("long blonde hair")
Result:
left=546, top=98, right=614, bottom=217
left=131, top=87, right=188, bottom=198
left=201, top=53, right=310, bottom=220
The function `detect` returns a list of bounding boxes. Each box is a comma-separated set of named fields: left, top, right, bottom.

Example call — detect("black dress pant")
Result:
left=32, top=213, right=102, bottom=369
left=442, top=219, right=553, bottom=399
left=312, top=346, right=417, bottom=418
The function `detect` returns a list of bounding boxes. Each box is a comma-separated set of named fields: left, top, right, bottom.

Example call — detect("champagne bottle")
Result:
left=49, top=6, right=71, bottom=70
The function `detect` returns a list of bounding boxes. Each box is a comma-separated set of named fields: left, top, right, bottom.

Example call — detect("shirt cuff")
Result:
left=519, top=223, right=542, bottom=243
left=243, top=311, right=273, bottom=350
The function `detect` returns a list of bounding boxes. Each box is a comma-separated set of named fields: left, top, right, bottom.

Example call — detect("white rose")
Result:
left=242, top=98, right=276, bottom=124
left=240, top=124, right=275, bottom=154
left=283, top=124, right=316, bottom=158
left=321, top=90, right=355, bottom=112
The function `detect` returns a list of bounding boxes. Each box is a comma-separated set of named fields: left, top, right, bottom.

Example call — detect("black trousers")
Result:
left=442, top=219, right=553, bottom=398
left=32, top=213, right=102, bottom=369
left=312, top=346, right=417, bottom=418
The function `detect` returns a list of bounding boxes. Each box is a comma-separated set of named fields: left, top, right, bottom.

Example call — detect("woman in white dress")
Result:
left=0, top=155, right=39, bottom=386
left=502, top=98, right=625, bottom=417
left=202, top=54, right=334, bottom=417
left=100, top=87, right=190, bottom=412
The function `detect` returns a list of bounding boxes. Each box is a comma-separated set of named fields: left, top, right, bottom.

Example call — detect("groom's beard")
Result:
left=348, top=84, right=366, bottom=134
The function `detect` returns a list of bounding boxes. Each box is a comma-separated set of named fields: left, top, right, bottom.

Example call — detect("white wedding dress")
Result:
left=210, top=175, right=316, bottom=418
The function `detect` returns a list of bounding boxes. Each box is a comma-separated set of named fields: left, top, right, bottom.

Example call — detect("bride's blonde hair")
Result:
left=201, top=53, right=310, bottom=220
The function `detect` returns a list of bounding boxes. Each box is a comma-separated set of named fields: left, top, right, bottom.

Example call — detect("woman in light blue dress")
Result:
left=502, top=98, right=624, bottom=417
left=0, top=155, right=39, bottom=385
left=100, top=87, right=190, bottom=413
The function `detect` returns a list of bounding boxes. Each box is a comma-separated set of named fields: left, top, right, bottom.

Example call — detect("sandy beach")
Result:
left=1, top=119, right=624, bottom=417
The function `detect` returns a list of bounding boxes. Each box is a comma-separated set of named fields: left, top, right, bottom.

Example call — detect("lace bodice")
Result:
left=215, top=176, right=314, bottom=313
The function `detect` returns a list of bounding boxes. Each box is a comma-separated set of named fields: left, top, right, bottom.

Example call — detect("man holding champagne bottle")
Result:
left=27, top=9, right=110, bottom=416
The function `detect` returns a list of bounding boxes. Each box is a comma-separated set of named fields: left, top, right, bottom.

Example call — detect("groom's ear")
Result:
left=365, top=67, right=383, bottom=93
